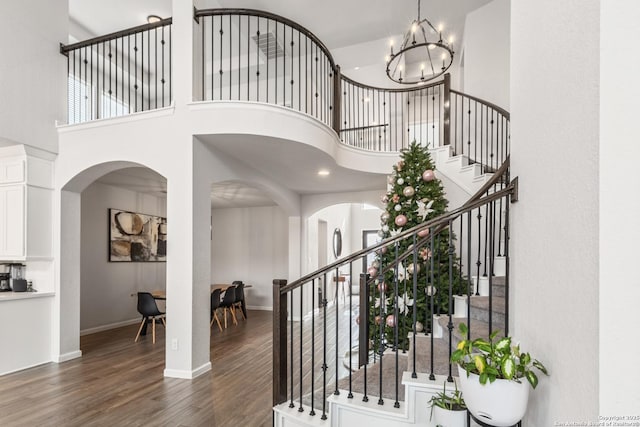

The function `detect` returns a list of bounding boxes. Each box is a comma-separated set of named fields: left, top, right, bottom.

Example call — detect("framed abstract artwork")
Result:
left=109, top=208, right=167, bottom=262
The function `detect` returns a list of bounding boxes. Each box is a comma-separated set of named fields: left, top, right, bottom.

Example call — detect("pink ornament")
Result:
left=381, top=211, right=390, bottom=223
left=355, top=316, right=361, bottom=325
left=403, top=186, right=415, bottom=197
left=367, top=266, right=378, bottom=277
left=381, top=246, right=388, bottom=254
left=422, top=169, right=435, bottom=181
left=377, top=282, right=387, bottom=293
left=420, top=248, right=432, bottom=260
left=418, top=228, right=430, bottom=238
left=375, top=315, right=382, bottom=325
left=386, top=314, right=396, bottom=328
left=395, top=214, right=408, bottom=227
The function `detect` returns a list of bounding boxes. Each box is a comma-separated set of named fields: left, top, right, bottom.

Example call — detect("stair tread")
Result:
left=470, top=296, right=506, bottom=314
left=474, top=275, right=506, bottom=286
left=439, top=316, right=506, bottom=343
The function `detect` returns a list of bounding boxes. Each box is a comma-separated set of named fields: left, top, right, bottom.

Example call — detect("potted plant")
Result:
left=428, top=380, right=467, bottom=427
left=451, top=323, right=549, bottom=427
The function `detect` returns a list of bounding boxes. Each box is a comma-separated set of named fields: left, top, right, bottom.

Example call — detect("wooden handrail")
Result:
left=450, top=89, right=510, bottom=120
left=340, top=73, right=444, bottom=93
left=195, top=8, right=338, bottom=72
left=60, top=18, right=173, bottom=54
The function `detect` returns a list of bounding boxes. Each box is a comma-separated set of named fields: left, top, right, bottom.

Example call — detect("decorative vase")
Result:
left=457, top=366, right=529, bottom=426
left=433, top=406, right=468, bottom=427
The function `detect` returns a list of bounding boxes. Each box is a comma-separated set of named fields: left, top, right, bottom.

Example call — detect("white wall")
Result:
left=463, top=0, right=510, bottom=109
left=210, top=205, right=289, bottom=309
left=0, top=0, right=67, bottom=152
left=600, top=0, right=640, bottom=415
left=511, top=0, right=599, bottom=424
left=80, top=181, right=166, bottom=333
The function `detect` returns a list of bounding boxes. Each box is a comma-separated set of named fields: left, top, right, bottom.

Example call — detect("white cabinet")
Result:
left=0, top=185, right=25, bottom=258
left=0, top=146, right=53, bottom=261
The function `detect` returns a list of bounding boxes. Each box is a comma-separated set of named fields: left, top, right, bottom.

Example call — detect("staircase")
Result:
left=429, top=145, right=494, bottom=196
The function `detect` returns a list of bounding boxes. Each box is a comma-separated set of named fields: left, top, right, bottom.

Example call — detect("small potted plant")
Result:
left=451, top=323, right=549, bottom=427
left=428, top=380, right=467, bottom=427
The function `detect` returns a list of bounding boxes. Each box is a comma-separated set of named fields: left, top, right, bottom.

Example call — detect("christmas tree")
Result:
left=368, top=142, right=466, bottom=352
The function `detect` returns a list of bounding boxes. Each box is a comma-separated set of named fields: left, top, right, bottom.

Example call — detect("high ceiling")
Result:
left=69, top=0, right=491, bottom=57
left=72, top=0, right=491, bottom=208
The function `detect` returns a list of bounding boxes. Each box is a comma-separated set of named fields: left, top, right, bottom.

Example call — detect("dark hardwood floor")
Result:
left=0, top=310, right=273, bottom=427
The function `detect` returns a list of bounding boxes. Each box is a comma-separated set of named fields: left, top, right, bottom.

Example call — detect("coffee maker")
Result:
left=10, top=264, right=27, bottom=292
left=0, top=264, right=10, bottom=292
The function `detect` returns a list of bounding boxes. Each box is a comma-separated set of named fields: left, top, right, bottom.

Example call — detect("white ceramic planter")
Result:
left=433, top=405, right=468, bottom=427
left=457, top=366, right=529, bottom=426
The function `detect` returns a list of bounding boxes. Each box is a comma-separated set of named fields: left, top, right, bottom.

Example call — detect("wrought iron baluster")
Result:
left=321, top=272, right=328, bottom=420
left=310, top=278, right=316, bottom=416
left=298, top=285, right=304, bottom=412
left=429, top=229, right=435, bottom=380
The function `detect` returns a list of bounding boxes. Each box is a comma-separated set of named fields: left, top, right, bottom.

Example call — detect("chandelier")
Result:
left=386, top=0, right=454, bottom=84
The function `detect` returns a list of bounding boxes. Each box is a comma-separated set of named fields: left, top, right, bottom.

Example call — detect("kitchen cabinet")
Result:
left=0, top=146, right=54, bottom=261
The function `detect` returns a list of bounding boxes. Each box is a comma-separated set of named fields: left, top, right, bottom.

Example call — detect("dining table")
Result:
left=149, top=283, right=251, bottom=300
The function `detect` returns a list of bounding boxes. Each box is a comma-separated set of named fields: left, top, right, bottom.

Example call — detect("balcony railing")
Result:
left=61, top=18, right=172, bottom=124
left=61, top=9, right=510, bottom=173
left=194, top=9, right=339, bottom=133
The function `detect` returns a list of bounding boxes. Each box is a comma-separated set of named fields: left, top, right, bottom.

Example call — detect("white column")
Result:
left=600, top=0, right=640, bottom=414
left=511, top=0, right=599, bottom=424
left=52, top=190, right=82, bottom=362
left=163, top=0, right=211, bottom=379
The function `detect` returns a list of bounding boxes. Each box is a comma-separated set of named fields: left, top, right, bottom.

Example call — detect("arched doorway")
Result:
left=56, top=161, right=168, bottom=363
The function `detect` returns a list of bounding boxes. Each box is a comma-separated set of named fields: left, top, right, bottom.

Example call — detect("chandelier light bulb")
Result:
left=412, top=23, right=418, bottom=33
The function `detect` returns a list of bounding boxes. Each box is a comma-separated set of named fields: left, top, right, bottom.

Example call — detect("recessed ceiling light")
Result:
left=147, top=15, right=162, bottom=24
left=318, top=169, right=330, bottom=176
left=354, top=66, right=360, bottom=70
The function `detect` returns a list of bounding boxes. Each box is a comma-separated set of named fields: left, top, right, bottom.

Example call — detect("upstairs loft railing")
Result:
left=60, top=9, right=509, bottom=172
left=194, top=9, right=339, bottom=133
left=60, top=18, right=172, bottom=124
left=272, top=158, right=516, bottom=416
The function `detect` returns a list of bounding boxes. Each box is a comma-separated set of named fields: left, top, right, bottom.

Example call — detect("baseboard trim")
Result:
left=80, top=318, right=140, bottom=336
left=53, top=350, right=82, bottom=363
left=164, top=362, right=212, bottom=379
left=0, top=360, right=52, bottom=376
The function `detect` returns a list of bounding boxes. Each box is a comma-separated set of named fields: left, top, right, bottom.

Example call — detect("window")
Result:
left=67, top=75, right=91, bottom=124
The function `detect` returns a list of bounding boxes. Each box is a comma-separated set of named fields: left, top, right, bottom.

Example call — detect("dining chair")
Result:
left=210, top=288, right=223, bottom=332
left=232, top=281, right=246, bottom=320
left=219, top=286, right=237, bottom=328
left=134, top=292, right=166, bottom=344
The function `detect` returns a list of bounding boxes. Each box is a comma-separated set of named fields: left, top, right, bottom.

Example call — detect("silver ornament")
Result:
left=394, top=204, right=402, bottom=212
